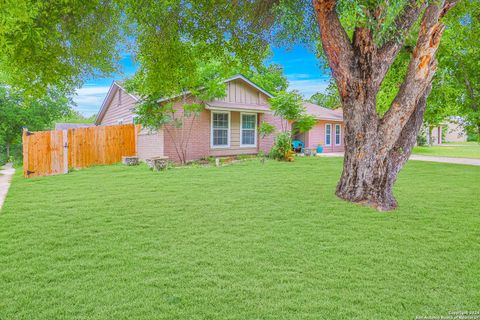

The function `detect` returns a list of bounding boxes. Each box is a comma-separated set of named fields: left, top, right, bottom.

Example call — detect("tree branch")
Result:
left=380, top=0, right=456, bottom=148
left=312, top=0, right=354, bottom=96
left=374, top=0, right=427, bottom=88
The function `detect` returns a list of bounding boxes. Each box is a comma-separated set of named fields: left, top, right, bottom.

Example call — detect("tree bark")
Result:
left=312, top=0, right=457, bottom=210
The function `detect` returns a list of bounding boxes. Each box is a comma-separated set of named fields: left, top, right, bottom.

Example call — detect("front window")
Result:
left=335, top=124, right=341, bottom=145
left=325, top=124, right=331, bottom=146
left=241, top=113, right=257, bottom=146
left=212, top=112, right=229, bottom=147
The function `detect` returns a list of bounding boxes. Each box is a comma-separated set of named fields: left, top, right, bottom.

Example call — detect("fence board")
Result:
left=23, top=124, right=137, bottom=178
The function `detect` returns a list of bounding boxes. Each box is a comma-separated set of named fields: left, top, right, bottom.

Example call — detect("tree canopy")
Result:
left=0, top=0, right=122, bottom=95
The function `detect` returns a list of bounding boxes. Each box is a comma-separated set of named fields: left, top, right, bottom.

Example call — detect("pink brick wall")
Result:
left=305, top=120, right=345, bottom=153
left=258, top=113, right=291, bottom=154
left=164, top=99, right=267, bottom=163
left=163, top=98, right=211, bottom=162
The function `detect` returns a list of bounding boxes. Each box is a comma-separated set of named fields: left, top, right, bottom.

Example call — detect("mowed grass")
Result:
left=0, top=158, right=479, bottom=319
left=413, top=142, right=480, bottom=159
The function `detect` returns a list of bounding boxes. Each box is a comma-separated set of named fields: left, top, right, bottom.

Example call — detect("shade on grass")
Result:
left=413, top=142, right=480, bottom=159
left=0, top=158, right=479, bottom=319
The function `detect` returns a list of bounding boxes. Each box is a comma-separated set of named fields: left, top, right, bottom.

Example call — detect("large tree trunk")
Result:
left=312, top=0, right=457, bottom=210
left=336, top=86, right=431, bottom=211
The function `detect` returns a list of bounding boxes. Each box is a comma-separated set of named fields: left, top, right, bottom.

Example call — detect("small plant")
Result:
left=417, top=127, right=428, bottom=146
left=270, top=132, right=294, bottom=161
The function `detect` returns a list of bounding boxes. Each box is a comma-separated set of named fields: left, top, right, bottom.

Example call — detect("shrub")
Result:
left=270, top=132, right=294, bottom=161
left=417, top=132, right=427, bottom=146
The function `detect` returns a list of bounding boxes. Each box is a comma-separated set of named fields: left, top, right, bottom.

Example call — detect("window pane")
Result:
left=213, top=129, right=228, bottom=146
left=242, top=130, right=255, bottom=145
left=242, top=114, right=256, bottom=129
left=326, top=125, right=331, bottom=145
left=335, top=125, right=341, bottom=145
left=213, top=113, right=228, bottom=129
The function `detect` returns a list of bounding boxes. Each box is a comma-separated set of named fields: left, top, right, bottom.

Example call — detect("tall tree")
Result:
left=2, top=0, right=464, bottom=210
left=0, top=87, right=71, bottom=158
left=0, top=0, right=121, bottom=94
left=121, top=0, right=459, bottom=210
left=309, top=79, right=341, bottom=109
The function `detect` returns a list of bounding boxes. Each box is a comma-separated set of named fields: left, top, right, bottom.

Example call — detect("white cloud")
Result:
left=287, top=73, right=313, bottom=80
left=72, top=86, right=111, bottom=116
left=287, top=78, right=330, bottom=99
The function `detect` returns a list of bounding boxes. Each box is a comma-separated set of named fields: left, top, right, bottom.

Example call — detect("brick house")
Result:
left=95, top=74, right=345, bottom=162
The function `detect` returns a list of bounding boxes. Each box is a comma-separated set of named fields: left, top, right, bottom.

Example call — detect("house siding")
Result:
left=100, top=88, right=137, bottom=126
left=305, top=120, right=345, bottom=153
left=216, top=79, right=269, bottom=105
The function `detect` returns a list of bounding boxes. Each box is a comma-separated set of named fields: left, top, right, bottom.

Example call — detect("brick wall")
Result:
left=137, top=129, right=164, bottom=160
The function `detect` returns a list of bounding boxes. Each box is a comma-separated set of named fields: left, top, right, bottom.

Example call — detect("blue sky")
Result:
left=73, top=46, right=331, bottom=116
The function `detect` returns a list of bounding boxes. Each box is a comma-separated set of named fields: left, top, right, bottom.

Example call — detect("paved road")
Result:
left=0, top=163, right=15, bottom=211
left=317, top=152, right=480, bottom=166
left=409, top=154, right=480, bottom=166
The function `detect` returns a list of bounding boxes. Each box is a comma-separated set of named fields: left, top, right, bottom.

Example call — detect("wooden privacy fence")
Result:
left=23, top=124, right=139, bottom=178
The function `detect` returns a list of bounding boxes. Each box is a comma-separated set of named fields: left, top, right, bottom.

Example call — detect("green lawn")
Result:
left=413, top=142, right=480, bottom=159
left=1, top=158, right=479, bottom=319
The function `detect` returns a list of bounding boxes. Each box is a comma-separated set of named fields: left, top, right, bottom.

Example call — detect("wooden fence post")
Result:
left=134, top=124, right=140, bottom=156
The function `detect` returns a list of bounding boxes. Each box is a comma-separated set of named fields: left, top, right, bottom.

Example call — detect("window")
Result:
left=241, top=113, right=257, bottom=146
left=211, top=112, right=230, bottom=147
left=325, top=124, right=331, bottom=146
left=335, top=124, right=341, bottom=145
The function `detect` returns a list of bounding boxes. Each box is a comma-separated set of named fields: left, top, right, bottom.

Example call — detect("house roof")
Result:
left=303, top=102, right=343, bottom=121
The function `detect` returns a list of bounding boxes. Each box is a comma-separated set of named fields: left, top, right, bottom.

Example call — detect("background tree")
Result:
left=431, top=0, right=479, bottom=141
left=57, top=110, right=97, bottom=125
left=309, top=79, right=341, bottom=109
left=0, top=87, right=71, bottom=160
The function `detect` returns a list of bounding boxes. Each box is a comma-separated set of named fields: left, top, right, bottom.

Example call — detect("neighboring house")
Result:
left=95, top=74, right=345, bottom=162
left=427, top=118, right=467, bottom=145
left=55, top=123, right=95, bottom=130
